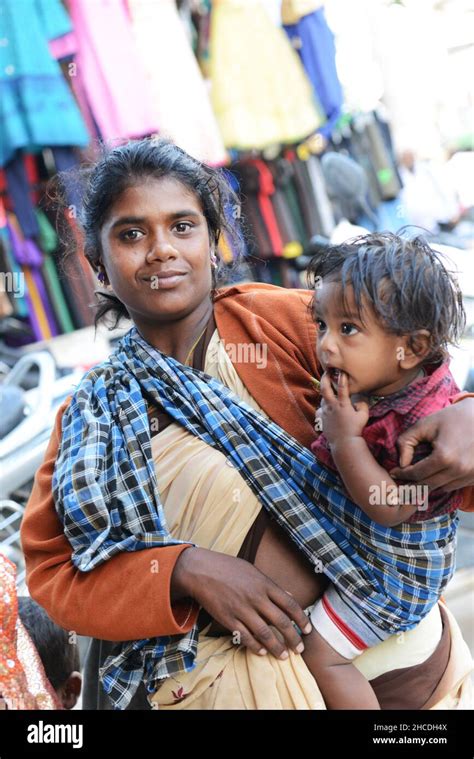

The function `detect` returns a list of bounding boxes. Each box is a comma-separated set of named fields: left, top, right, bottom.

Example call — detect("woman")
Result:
left=21, top=139, right=474, bottom=710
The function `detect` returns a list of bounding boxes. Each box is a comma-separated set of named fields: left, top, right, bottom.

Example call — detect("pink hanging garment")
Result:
left=127, top=0, right=227, bottom=165
left=67, top=0, right=159, bottom=142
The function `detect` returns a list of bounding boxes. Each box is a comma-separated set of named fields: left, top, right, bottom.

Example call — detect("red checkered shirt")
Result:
left=311, top=362, right=463, bottom=522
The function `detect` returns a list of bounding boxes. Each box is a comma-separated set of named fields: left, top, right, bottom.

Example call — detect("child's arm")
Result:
left=331, top=436, right=419, bottom=526
left=317, top=372, right=419, bottom=527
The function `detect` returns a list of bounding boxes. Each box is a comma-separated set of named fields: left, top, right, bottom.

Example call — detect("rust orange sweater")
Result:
left=20, top=283, right=473, bottom=640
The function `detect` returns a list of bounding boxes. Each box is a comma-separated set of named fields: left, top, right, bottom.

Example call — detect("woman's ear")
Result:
left=398, top=330, right=431, bottom=369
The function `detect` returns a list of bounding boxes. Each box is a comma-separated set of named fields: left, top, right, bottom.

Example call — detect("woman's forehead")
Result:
left=107, top=176, right=203, bottom=217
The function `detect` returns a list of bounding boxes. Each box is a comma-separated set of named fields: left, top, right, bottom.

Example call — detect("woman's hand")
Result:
left=316, top=371, right=369, bottom=446
left=391, top=398, right=474, bottom=491
left=171, top=546, right=312, bottom=660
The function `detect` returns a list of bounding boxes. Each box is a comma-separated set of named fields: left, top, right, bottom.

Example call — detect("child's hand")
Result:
left=316, top=371, right=369, bottom=446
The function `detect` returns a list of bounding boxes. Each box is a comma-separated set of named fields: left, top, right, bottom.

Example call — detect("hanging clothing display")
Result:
left=0, top=0, right=404, bottom=345
left=0, top=199, right=29, bottom=321
left=281, top=0, right=325, bottom=25
left=283, top=3, right=343, bottom=139
left=0, top=153, right=96, bottom=342
left=232, top=149, right=334, bottom=269
left=209, top=0, right=324, bottom=150
left=3, top=154, right=41, bottom=239
left=127, top=0, right=227, bottom=165
left=0, top=0, right=89, bottom=167
left=36, top=210, right=76, bottom=334
left=6, top=216, right=58, bottom=341
left=348, top=113, right=401, bottom=204
left=306, top=154, right=336, bottom=237
left=66, top=0, right=159, bottom=143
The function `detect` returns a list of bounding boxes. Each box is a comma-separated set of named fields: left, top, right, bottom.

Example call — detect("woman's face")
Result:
left=99, top=176, right=214, bottom=328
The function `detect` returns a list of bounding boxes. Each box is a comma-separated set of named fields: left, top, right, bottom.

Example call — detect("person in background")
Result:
left=0, top=553, right=60, bottom=710
left=398, top=148, right=461, bottom=234
left=17, top=597, right=82, bottom=710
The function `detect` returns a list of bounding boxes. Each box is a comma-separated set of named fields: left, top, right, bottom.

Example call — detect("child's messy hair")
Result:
left=306, top=230, right=466, bottom=363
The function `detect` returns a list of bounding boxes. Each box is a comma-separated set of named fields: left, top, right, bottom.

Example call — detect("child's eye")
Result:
left=174, top=222, right=193, bottom=234
left=120, top=229, right=144, bottom=242
left=341, top=323, right=359, bottom=336
left=315, top=319, right=326, bottom=332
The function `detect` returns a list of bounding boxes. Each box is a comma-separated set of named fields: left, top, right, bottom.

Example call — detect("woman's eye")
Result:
left=120, top=229, right=143, bottom=242
left=315, top=319, right=326, bottom=332
left=175, top=222, right=193, bottom=234
left=341, top=323, right=358, bottom=336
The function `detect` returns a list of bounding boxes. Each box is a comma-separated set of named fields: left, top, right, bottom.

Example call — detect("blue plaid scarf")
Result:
left=53, top=327, right=457, bottom=709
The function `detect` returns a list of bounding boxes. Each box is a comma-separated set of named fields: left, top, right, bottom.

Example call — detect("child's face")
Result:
left=314, top=280, right=415, bottom=397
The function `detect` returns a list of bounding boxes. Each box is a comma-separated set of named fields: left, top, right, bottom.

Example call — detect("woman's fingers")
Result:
left=433, top=475, right=474, bottom=493
left=267, top=583, right=312, bottom=636
left=181, top=548, right=313, bottom=659
left=394, top=402, right=474, bottom=488
left=263, top=585, right=311, bottom=654
left=239, top=611, right=292, bottom=659
left=230, top=620, right=269, bottom=657
left=391, top=448, right=448, bottom=486
left=238, top=585, right=311, bottom=659
left=240, top=604, right=306, bottom=659
left=395, top=425, right=429, bottom=469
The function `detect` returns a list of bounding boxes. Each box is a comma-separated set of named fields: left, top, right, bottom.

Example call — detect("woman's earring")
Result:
left=210, top=252, right=218, bottom=269
left=97, top=270, right=106, bottom=284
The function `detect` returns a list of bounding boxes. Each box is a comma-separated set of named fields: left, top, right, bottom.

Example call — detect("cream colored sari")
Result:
left=149, top=331, right=472, bottom=710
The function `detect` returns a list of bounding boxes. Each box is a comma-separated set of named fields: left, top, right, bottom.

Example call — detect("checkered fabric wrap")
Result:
left=52, top=328, right=457, bottom=709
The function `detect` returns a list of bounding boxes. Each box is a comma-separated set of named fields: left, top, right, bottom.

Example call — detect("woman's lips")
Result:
left=141, top=273, right=187, bottom=290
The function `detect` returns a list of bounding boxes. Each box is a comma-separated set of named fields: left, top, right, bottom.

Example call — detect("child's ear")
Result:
left=57, top=671, right=82, bottom=710
left=399, top=330, right=431, bottom=369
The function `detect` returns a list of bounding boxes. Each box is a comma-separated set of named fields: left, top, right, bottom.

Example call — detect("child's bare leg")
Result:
left=247, top=520, right=379, bottom=709
left=303, top=627, right=380, bottom=710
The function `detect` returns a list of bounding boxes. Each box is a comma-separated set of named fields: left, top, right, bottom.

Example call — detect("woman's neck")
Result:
left=134, top=299, right=214, bottom=364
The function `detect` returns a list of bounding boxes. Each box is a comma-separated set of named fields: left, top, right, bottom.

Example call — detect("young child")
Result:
left=17, top=597, right=82, bottom=710
left=302, top=231, right=466, bottom=709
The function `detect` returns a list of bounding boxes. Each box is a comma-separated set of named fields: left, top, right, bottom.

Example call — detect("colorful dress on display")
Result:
left=283, top=2, right=344, bottom=139
left=67, top=0, right=159, bottom=143
left=126, top=0, right=227, bottom=165
left=209, top=0, right=324, bottom=150
left=0, top=0, right=89, bottom=166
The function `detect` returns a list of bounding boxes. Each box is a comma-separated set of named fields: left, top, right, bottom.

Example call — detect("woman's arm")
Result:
left=390, top=396, right=474, bottom=497
left=21, top=399, right=199, bottom=641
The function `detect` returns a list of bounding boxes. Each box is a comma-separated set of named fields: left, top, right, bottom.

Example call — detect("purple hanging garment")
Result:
left=7, top=221, right=59, bottom=339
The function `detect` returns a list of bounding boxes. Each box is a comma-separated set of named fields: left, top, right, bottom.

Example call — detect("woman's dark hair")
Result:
left=52, top=138, right=244, bottom=328
left=306, top=230, right=466, bottom=363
